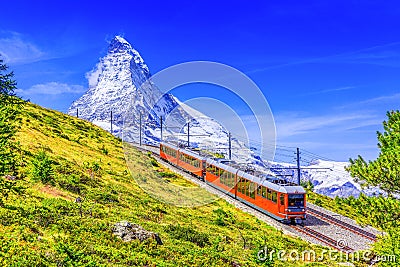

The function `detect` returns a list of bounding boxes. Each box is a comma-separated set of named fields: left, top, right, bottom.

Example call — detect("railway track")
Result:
left=307, top=207, right=377, bottom=241
left=132, top=144, right=376, bottom=251
left=290, top=225, right=354, bottom=252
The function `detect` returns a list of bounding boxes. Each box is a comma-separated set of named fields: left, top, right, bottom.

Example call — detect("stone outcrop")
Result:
left=112, top=221, right=162, bottom=245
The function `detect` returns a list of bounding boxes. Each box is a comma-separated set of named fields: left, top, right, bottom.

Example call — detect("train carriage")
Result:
left=159, top=142, right=306, bottom=224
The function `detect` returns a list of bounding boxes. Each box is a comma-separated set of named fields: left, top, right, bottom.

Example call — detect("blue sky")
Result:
left=1, top=0, right=399, bottom=161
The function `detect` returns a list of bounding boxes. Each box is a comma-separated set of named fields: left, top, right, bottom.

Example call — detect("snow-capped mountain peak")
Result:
left=108, top=36, right=132, bottom=53
left=107, top=35, right=150, bottom=78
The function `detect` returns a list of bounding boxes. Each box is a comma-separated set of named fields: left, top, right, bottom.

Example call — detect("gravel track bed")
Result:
left=307, top=203, right=382, bottom=237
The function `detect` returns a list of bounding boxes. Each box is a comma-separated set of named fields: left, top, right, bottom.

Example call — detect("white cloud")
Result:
left=86, top=62, right=102, bottom=88
left=246, top=41, right=400, bottom=74
left=338, top=92, right=400, bottom=110
left=17, top=82, right=86, bottom=96
left=0, top=31, right=45, bottom=64
left=356, top=93, right=400, bottom=105
left=314, top=86, right=356, bottom=95
left=274, top=112, right=380, bottom=139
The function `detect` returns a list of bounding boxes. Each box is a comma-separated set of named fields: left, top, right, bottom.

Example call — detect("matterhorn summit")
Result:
left=68, top=36, right=191, bottom=139
left=68, top=36, right=240, bottom=153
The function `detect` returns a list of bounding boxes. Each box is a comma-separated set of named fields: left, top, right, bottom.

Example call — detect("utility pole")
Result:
left=139, top=112, right=142, bottom=146
left=187, top=122, right=190, bottom=148
left=110, top=110, right=113, bottom=134
left=296, top=147, right=301, bottom=185
left=160, top=116, right=163, bottom=142
left=228, top=132, right=232, bottom=160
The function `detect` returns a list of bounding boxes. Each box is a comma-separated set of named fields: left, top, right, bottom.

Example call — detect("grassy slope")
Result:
left=0, top=103, right=354, bottom=266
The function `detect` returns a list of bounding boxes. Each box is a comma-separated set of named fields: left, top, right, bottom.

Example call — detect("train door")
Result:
left=278, top=193, right=286, bottom=214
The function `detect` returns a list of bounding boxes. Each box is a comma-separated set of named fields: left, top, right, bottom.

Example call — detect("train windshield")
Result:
left=288, top=194, right=304, bottom=207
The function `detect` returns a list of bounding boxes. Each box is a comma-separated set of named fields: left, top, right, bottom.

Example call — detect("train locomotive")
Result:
left=159, top=142, right=306, bottom=224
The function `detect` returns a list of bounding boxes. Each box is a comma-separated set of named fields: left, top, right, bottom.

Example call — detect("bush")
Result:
left=213, top=208, right=235, bottom=226
left=31, top=150, right=53, bottom=183
left=100, top=144, right=108, bottom=155
left=165, top=224, right=210, bottom=247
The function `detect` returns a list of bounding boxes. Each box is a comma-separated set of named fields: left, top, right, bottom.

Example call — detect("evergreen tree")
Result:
left=0, top=58, right=16, bottom=100
left=347, top=110, right=400, bottom=195
left=0, top=58, right=21, bottom=176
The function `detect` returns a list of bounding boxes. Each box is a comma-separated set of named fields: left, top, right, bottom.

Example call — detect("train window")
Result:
left=225, top=172, right=230, bottom=187
left=257, top=186, right=262, bottom=196
left=166, top=147, right=176, bottom=157
left=207, top=164, right=217, bottom=175
left=221, top=171, right=227, bottom=185
left=207, top=164, right=213, bottom=174
left=261, top=187, right=265, bottom=198
left=249, top=182, right=255, bottom=199
left=229, top=172, right=235, bottom=188
left=239, top=178, right=246, bottom=194
left=280, top=194, right=285, bottom=206
left=288, top=194, right=304, bottom=208
left=271, top=191, right=277, bottom=203
left=221, top=171, right=233, bottom=188
left=267, top=188, right=272, bottom=200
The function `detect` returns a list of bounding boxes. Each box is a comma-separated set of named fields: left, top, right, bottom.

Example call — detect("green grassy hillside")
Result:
left=0, top=103, right=354, bottom=266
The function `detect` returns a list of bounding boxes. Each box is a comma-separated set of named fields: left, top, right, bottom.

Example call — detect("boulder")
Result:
left=112, top=221, right=162, bottom=245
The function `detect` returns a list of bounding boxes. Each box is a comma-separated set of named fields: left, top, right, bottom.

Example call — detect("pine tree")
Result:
left=0, top=58, right=16, bottom=100
left=0, top=58, right=21, bottom=176
left=347, top=110, right=400, bottom=195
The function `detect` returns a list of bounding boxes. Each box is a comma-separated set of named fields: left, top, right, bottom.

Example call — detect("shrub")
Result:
left=31, top=150, right=53, bottom=183
left=165, top=224, right=210, bottom=247
left=100, top=144, right=108, bottom=155
left=213, top=208, right=235, bottom=226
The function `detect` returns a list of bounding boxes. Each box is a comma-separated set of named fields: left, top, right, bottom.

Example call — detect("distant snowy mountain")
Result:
left=68, top=36, right=378, bottom=198
left=267, top=159, right=383, bottom=198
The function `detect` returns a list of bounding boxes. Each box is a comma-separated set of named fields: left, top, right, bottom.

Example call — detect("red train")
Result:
left=160, top=142, right=306, bottom=224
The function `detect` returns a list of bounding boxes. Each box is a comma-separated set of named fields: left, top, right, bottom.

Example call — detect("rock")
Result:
left=112, top=221, right=163, bottom=245
left=3, top=175, right=17, bottom=181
